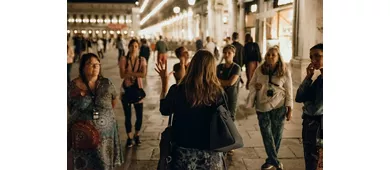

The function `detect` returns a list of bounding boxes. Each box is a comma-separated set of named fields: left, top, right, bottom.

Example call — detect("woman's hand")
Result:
left=286, top=107, right=292, bottom=121
left=155, top=60, right=174, bottom=82
left=255, top=83, right=262, bottom=90
left=155, top=60, right=174, bottom=99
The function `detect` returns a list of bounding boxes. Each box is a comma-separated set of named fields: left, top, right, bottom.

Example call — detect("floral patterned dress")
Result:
left=68, top=77, right=124, bottom=170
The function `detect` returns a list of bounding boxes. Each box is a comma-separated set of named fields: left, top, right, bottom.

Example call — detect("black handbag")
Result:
left=157, top=86, right=179, bottom=170
left=123, top=85, right=146, bottom=104
left=210, top=92, right=244, bottom=152
left=123, top=56, right=146, bottom=104
left=157, top=114, right=174, bottom=170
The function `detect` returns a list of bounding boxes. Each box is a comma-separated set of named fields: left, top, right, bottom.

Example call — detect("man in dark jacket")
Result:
left=140, top=38, right=151, bottom=62
left=295, top=43, right=323, bottom=170
left=231, top=32, right=244, bottom=86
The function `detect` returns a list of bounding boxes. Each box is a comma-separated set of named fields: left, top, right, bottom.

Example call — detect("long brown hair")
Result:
left=180, top=50, right=224, bottom=107
left=260, top=47, right=287, bottom=77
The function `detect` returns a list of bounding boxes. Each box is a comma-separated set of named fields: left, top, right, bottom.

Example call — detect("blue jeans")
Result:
left=256, top=107, right=286, bottom=166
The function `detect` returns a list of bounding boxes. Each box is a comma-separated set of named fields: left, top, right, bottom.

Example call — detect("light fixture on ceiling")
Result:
left=139, top=0, right=149, bottom=13
left=140, top=0, right=168, bottom=25
left=173, top=6, right=180, bottom=14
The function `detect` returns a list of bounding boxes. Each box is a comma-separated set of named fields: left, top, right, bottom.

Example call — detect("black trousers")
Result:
left=67, top=63, right=72, bottom=83
left=302, top=114, right=322, bottom=170
left=121, top=95, right=143, bottom=133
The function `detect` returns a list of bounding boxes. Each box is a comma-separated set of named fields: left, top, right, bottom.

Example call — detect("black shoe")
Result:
left=134, top=135, right=142, bottom=145
left=276, top=163, right=284, bottom=170
left=261, top=163, right=274, bottom=170
left=126, top=138, right=133, bottom=148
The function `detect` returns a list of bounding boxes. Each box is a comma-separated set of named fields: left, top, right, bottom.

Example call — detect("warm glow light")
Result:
left=278, top=0, right=293, bottom=6
left=126, top=19, right=132, bottom=23
left=83, top=18, right=89, bottom=23
left=68, top=18, right=74, bottom=23
left=140, top=0, right=168, bottom=25
left=112, top=18, right=118, bottom=24
left=124, top=31, right=128, bottom=34
left=102, top=30, right=107, bottom=34
left=75, top=18, right=82, bottom=23
left=116, top=30, right=121, bottom=34
left=81, top=30, right=86, bottom=34
left=74, top=30, right=78, bottom=33
left=67, top=30, right=70, bottom=34
left=97, top=19, right=103, bottom=23
left=188, top=0, right=195, bottom=5
left=88, top=30, right=92, bottom=34
left=96, top=30, right=100, bottom=34
left=173, top=6, right=180, bottom=14
left=251, top=4, right=257, bottom=13
left=90, top=18, right=96, bottom=23
left=139, top=0, right=149, bottom=13
left=223, top=16, right=228, bottom=23
left=110, top=30, right=114, bottom=34
left=119, top=19, right=124, bottom=24
left=135, top=1, right=139, bottom=6
left=104, top=19, right=111, bottom=24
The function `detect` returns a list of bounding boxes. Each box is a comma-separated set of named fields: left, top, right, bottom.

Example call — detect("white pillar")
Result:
left=238, top=0, right=245, bottom=44
left=291, top=0, right=323, bottom=86
left=214, top=0, right=224, bottom=46
left=131, top=8, right=141, bottom=38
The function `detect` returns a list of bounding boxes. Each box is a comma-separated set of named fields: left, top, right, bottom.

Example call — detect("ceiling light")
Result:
left=140, top=0, right=149, bottom=13
left=140, top=0, right=168, bottom=25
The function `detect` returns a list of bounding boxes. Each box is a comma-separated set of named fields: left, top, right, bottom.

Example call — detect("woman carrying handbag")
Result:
left=119, top=39, right=147, bottom=148
left=156, top=50, right=243, bottom=170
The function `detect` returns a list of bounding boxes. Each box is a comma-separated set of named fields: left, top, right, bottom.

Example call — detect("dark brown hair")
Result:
left=180, top=50, right=224, bottom=107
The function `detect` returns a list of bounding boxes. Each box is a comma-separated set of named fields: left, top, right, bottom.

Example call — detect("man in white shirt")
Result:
left=204, top=36, right=216, bottom=54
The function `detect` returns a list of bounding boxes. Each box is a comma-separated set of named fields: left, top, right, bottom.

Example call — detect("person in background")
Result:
left=119, top=39, right=147, bottom=148
left=195, top=37, right=203, bottom=51
left=156, top=35, right=169, bottom=64
left=156, top=50, right=226, bottom=169
left=243, top=33, right=262, bottom=90
left=173, top=46, right=190, bottom=84
left=67, top=53, right=124, bottom=169
left=140, top=38, right=151, bottom=63
left=97, top=38, right=104, bottom=59
left=231, top=32, right=245, bottom=87
left=225, top=37, right=232, bottom=45
left=67, top=45, right=75, bottom=83
left=116, top=34, right=125, bottom=62
left=295, top=43, right=323, bottom=170
left=204, top=36, right=216, bottom=54
left=216, top=45, right=241, bottom=156
left=247, top=47, right=293, bottom=170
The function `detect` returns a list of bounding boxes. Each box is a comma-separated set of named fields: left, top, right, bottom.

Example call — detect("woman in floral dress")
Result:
left=68, top=53, right=124, bottom=170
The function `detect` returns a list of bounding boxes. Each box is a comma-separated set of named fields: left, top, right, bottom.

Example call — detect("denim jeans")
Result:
left=302, top=114, right=322, bottom=170
left=121, top=95, right=143, bottom=133
left=256, top=106, right=286, bottom=167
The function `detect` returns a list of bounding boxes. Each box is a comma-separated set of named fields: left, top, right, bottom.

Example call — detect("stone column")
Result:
left=131, top=7, right=141, bottom=37
left=290, top=0, right=323, bottom=87
left=214, top=0, right=224, bottom=46
left=238, top=0, right=245, bottom=44
left=228, top=0, right=237, bottom=37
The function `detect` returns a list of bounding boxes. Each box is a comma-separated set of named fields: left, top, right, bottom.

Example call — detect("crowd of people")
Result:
left=67, top=31, right=323, bottom=170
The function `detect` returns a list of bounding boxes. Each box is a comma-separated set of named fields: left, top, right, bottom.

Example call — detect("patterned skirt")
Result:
left=171, top=146, right=225, bottom=170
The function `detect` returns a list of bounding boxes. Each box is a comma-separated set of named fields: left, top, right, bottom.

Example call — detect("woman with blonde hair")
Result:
left=247, top=47, right=293, bottom=170
left=156, top=50, right=227, bottom=169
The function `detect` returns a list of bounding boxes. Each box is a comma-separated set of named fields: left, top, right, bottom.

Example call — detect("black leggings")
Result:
left=121, top=96, right=143, bottom=133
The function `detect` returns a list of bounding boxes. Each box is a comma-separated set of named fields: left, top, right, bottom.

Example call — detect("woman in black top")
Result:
left=156, top=50, right=226, bottom=170
left=243, top=34, right=262, bottom=89
left=172, top=46, right=190, bottom=84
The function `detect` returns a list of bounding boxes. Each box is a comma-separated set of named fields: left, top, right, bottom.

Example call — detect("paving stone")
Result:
left=283, top=130, right=302, bottom=139
left=225, top=158, right=247, bottom=170
left=243, top=158, right=265, bottom=170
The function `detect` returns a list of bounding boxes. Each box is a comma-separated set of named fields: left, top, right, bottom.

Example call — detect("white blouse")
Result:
left=247, top=65, right=293, bottom=112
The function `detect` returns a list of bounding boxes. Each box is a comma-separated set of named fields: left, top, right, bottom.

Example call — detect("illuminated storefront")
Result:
left=258, top=0, right=293, bottom=62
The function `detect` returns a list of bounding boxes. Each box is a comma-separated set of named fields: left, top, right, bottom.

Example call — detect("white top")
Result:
left=247, top=65, right=293, bottom=112
left=204, top=42, right=216, bottom=54
left=97, top=39, right=104, bottom=50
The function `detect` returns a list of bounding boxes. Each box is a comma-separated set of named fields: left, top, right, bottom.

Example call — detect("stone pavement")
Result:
left=69, top=48, right=305, bottom=170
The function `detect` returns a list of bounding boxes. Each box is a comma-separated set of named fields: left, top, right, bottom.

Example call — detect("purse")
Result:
left=157, top=114, right=174, bottom=170
left=210, top=92, right=244, bottom=152
left=157, top=86, right=178, bottom=170
left=123, top=57, right=146, bottom=104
